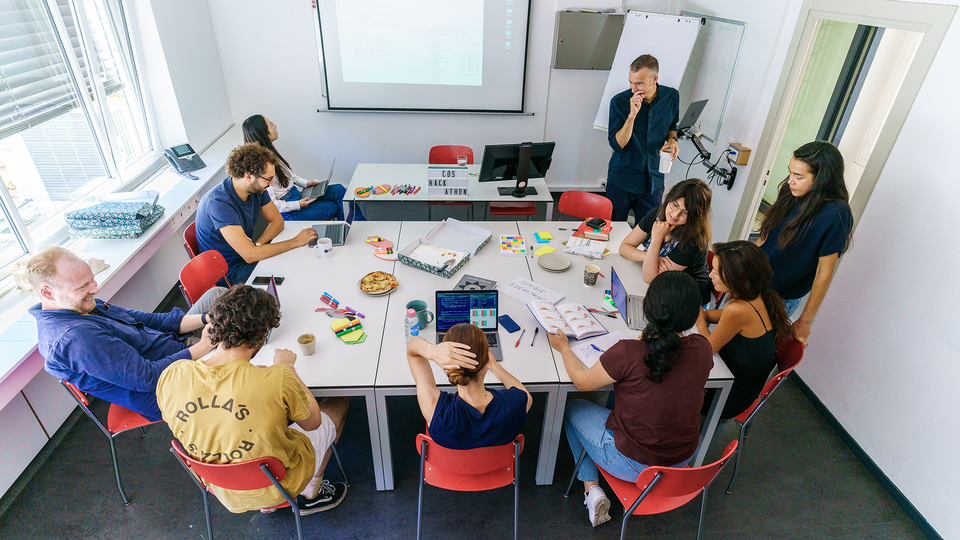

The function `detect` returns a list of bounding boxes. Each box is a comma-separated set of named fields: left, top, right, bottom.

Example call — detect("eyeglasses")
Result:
left=668, top=200, right=688, bottom=217
left=257, top=174, right=274, bottom=183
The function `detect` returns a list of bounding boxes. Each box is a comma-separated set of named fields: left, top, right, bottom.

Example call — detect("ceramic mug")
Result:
left=314, top=237, right=333, bottom=258
left=406, top=299, right=435, bottom=329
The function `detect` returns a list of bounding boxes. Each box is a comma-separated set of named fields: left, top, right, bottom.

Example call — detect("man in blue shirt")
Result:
left=26, top=247, right=222, bottom=421
left=606, top=54, right=680, bottom=222
left=195, top=143, right=317, bottom=286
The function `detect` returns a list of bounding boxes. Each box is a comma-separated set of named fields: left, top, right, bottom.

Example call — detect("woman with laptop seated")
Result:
left=618, top=178, right=713, bottom=305
left=406, top=323, right=532, bottom=450
left=549, top=272, right=713, bottom=528
left=695, top=241, right=792, bottom=419
left=242, top=114, right=348, bottom=221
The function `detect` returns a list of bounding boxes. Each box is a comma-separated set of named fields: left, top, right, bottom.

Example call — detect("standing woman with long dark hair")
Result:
left=758, top=141, right=853, bottom=345
left=550, top=271, right=713, bottom=528
left=242, top=114, right=348, bottom=221
left=696, top=241, right=792, bottom=419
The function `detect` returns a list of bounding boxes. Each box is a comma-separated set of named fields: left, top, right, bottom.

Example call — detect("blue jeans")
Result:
left=605, top=183, right=663, bottom=223
left=782, top=297, right=802, bottom=318
left=280, top=185, right=346, bottom=221
left=564, top=399, right=690, bottom=483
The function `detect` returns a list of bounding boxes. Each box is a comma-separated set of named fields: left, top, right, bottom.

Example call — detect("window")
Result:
left=0, top=0, right=152, bottom=269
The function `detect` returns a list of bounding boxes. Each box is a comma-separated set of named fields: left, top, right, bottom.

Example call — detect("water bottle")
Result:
left=404, top=308, right=419, bottom=341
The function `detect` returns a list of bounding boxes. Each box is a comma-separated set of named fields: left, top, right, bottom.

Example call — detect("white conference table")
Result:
left=343, top=164, right=555, bottom=220
left=515, top=221, right=734, bottom=482
left=245, top=221, right=400, bottom=491
left=374, top=221, right=562, bottom=490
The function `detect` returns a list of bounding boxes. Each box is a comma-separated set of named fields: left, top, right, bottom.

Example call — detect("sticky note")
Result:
left=330, top=318, right=352, bottom=332
left=339, top=329, right=364, bottom=343
left=534, top=232, right=552, bottom=243
left=535, top=246, right=555, bottom=256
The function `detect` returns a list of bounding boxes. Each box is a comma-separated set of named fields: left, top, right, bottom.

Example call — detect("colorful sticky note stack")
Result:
left=499, top=235, right=528, bottom=256
left=330, top=318, right=365, bottom=344
left=534, top=232, right=552, bottom=243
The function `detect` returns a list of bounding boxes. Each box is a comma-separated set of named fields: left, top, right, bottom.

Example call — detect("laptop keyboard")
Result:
left=628, top=297, right=643, bottom=327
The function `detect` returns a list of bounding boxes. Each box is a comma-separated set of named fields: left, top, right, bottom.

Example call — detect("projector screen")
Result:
left=316, top=0, right=531, bottom=112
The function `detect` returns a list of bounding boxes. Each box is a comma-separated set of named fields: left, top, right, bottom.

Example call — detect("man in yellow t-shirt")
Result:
left=157, top=285, right=349, bottom=514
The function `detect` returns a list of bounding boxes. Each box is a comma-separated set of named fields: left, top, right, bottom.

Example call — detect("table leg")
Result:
left=693, top=379, right=733, bottom=466
left=526, top=384, right=559, bottom=485
left=309, top=388, right=386, bottom=491
left=545, top=201, right=554, bottom=221
left=374, top=387, right=396, bottom=491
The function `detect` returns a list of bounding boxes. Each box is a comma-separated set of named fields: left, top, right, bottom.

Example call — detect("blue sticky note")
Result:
left=534, top=232, right=552, bottom=243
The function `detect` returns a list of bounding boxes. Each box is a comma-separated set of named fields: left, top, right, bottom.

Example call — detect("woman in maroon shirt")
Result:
left=550, top=271, right=713, bottom=528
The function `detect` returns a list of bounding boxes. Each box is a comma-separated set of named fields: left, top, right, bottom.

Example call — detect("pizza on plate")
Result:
left=360, top=271, right=398, bottom=293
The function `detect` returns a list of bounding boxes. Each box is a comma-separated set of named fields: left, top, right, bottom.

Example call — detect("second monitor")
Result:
left=478, top=142, right=555, bottom=198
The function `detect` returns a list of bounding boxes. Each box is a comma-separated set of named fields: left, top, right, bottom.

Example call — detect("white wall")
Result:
left=797, top=2, right=960, bottom=537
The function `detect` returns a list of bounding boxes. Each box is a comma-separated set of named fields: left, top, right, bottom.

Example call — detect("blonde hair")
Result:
left=24, top=246, right=74, bottom=291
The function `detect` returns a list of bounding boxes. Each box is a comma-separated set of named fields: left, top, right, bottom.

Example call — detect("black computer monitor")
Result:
left=478, top=142, right=555, bottom=183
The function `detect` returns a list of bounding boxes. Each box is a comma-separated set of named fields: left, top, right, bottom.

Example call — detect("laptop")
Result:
left=435, top=290, right=503, bottom=361
left=677, top=99, right=708, bottom=133
left=310, top=206, right=353, bottom=247
left=265, top=275, right=280, bottom=343
left=611, top=266, right=645, bottom=331
left=299, top=158, right=336, bottom=199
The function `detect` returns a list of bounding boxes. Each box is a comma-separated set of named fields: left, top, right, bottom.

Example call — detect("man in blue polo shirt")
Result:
left=195, top=143, right=317, bottom=286
left=606, top=54, right=680, bottom=222
left=26, top=246, right=221, bottom=421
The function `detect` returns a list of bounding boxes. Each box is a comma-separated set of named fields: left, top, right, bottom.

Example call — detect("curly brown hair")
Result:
left=442, top=323, right=490, bottom=386
left=225, top=143, right=277, bottom=180
left=207, top=285, right=281, bottom=349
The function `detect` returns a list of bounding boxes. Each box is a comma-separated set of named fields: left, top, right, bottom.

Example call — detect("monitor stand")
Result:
left=498, top=142, right=535, bottom=198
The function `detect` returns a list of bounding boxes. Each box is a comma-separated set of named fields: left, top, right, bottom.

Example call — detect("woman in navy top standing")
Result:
left=758, top=141, right=853, bottom=346
left=406, top=323, right=532, bottom=450
left=696, top=241, right=792, bottom=419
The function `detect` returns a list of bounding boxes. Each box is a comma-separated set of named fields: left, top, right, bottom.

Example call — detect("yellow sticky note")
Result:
left=330, top=318, right=351, bottom=331
left=339, top=329, right=364, bottom=343
left=535, top=246, right=555, bottom=256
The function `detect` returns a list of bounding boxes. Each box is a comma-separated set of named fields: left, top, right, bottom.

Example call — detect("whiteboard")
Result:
left=593, top=12, right=701, bottom=131
left=677, top=12, right=746, bottom=143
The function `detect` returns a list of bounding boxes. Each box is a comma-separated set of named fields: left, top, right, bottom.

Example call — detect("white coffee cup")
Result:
left=659, top=150, right=673, bottom=174
left=314, top=237, right=333, bottom=258
left=297, top=333, right=316, bottom=356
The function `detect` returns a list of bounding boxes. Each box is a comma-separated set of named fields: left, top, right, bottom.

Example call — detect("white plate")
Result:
left=538, top=252, right=571, bottom=272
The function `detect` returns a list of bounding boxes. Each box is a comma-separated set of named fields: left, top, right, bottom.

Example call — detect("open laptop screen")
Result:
left=435, top=291, right=498, bottom=332
left=610, top=267, right=628, bottom=316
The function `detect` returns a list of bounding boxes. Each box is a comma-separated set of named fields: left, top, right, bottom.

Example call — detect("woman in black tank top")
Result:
left=695, top=241, right=793, bottom=418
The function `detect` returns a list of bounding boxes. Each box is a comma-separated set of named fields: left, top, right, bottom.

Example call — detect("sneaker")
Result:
left=584, top=485, right=611, bottom=527
left=296, top=480, right=347, bottom=516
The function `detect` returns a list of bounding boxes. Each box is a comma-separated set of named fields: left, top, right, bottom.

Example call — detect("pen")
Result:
left=598, top=272, right=605, bottom=278
left=558, top=228, right=571, bottom=231
left=515, top=329, right=526, bottom=347
left=413, top=186, right=421, bottom=195
left=530, top=327, right=539, bottom=346
left=591, top=344, right=604, bottom=354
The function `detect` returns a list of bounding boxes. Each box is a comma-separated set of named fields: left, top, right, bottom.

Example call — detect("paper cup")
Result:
left=584, top=264, right=600, bottom=286
left=659, top=150, right=673, bottom=174
left=457, top=155, right=468, bottom=167
left=315, top=237, right=333, bottom=258
left=297, top=333, right=316, bottom=356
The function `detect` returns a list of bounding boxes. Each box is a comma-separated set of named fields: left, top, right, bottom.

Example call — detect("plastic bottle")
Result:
left=404, top=308, right=419, bottom=341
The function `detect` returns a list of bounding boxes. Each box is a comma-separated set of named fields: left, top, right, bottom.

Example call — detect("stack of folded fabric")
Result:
left=66, top=200, right=165, bottom=240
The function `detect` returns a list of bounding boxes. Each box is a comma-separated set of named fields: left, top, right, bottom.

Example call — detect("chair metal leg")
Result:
left=138, top=427, right=147, bottom=437
left=726, top=422, right=748, bottom=493
left=292, top=506, right=304, bottom=540
left=514, top=441, right=520, bottom=540
left=697, top=486, right=708, bottom=540
left=108, top=437, right=130, bottom=505
left=201, top=489, right=214, bottom=540
left=621, top=472, right=662, bottom=540
left=417, top=440, right=427, bottom=540
left=564, top=448, right=588, bottom=497
left=330, top=442, right=349, bottom=486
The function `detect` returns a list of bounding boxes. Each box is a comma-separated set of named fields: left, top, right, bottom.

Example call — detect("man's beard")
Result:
left=69, top=295, right=96, bottom=314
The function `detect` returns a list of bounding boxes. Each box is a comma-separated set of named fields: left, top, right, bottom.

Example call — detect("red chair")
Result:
left=171, top=439, right=346, bottom=540
left=416, top=433, right=524, bottom=540
left=59, top=380, right=160, bottom=505
left=565, top=440, right=739, bottom=540
left=427, top=145, right=475, bottom=221
left=725, top=338, right=804, bottom=493
left=179, top=250, right=230, bottom=306
left=557, top=190, right=613, bottom=221
left=183, top=221, right=199, bottom=259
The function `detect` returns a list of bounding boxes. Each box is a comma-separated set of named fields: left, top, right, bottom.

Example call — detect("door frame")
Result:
left=730, top=0, right=956, bottom=241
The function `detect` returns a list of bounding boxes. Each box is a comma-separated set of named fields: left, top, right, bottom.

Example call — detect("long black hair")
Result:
left=759, top=141, right=852, bottom=251
left=711, top=241, right=792, bottom=342
left=242, top=114, right=293, bottom=188
left=656, top=178, right=712, bottom=249
left=640, top=271, right=701, bottom=383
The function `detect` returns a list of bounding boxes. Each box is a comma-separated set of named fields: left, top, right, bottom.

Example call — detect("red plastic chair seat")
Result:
left=106, top=404, right=155, bottom=435
left=184, top=221, right=199, bottom=259
left=489, top=202, right=537, bottom=217
left=558, top=190, right=613, bottom=221
left=417, top=433, right=524, bottom=491
left=179, top=250, right=230, bottom=306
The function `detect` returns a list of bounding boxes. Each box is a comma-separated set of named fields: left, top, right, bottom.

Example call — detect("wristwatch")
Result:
left=201, top=312, right=209, bottom=325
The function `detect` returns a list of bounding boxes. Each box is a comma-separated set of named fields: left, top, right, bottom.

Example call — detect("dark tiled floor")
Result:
left=0, top=199, right=927, bottom=538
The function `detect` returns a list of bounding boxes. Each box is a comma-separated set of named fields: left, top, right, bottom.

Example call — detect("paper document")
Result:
left=570, top=331, right=629, bottom=368
left=499, top=276, right=564, bottom=305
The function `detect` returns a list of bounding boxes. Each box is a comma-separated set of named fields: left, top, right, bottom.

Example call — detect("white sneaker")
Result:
left=584, top=485, right=611, bottom=527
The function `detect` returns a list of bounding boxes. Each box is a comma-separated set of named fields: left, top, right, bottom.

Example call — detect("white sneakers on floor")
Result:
left=584, top=485, right=611, bottom=527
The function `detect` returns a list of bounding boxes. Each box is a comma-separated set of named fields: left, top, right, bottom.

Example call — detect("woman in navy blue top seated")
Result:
left=406, top=323, right=532, bottom=450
